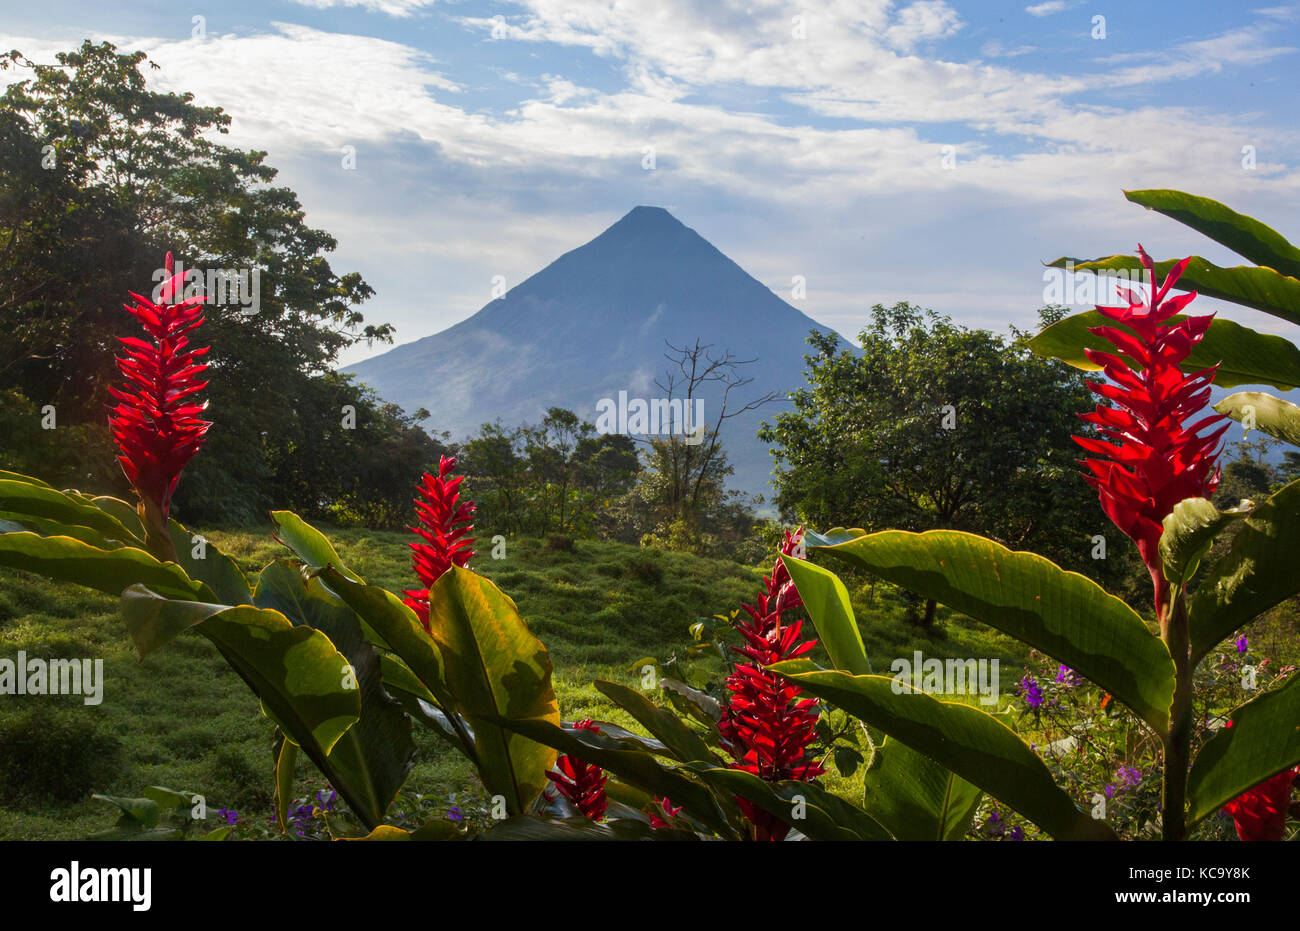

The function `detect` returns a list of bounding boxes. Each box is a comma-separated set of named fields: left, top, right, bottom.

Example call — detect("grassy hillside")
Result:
left=0, top=524, right=1032, bottom=840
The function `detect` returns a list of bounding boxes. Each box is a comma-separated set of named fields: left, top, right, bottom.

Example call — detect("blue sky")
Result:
left=3, top=0, right=1298, bottom=366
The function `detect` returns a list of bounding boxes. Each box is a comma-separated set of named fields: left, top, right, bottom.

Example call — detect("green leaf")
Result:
left=1045, top=253, right=1300, bottom=327
left=593, top=679, right=719, bottom=764
left=320, top=568, right=455, bottom=714
left=1122, top=189, right=1300, bottom=279
left=196, top=826, right=233, bottom=841
left=419, top=566, right=558, bottom=815
left=270, top=511, right=363, bottom=583
left=780, top=555, right=872, bottom=675
left=274, top=734, right=297, bottom=835
left=684, top=763, right=893, bottom=840
left=142, top=785, right=194, bottom=810
left=1187, top=675, right=1300, bottom=825
left=860, top=738, right=983, bottom=840
left=1159, top=498, right=1251, bottom=585
left=1189, top=480, right=1300, bottom=663
left=0, top=532, right=207, bottom=600
left=0, top=469, right=51, bottom=487
left=197, top=604, right=360, bottom=757
left=770, top=660, right=1116, bottom=840
left=1216, top=391, right=1300, bottom=447
left=254, top=561, right=415, bottom=829
left=169, top=519, right=252, bottom=606
left=1028, top=311, right=1300, bottom=391
left=493, top=716, right=741, bottom=838
left=89, top=496, right=144, bottom=539
left=121, top=584, right=229, bottom=657
left=806, top=528, right=1174, bottom=735
left=92, top=794, right=161, bottom=830
left=0, top=479, right=143, bottom=546
left=0, top=512, right=120, bottom=548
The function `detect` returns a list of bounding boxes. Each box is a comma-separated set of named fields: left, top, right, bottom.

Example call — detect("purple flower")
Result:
left=216, top=808, right=240, bottom=825
left=1116, top=765, right=1141, bottom=790
left=1008, top=826, right=1024, bottom=841
left=1019, top=674, right=1044, bottom=709
left=1236, top=635, right=1248, bottom=654
left=1055, top=665, right=1082, bottom=687
left=1105, top=784, right=1115, bottom=799
left=446, top=806, right=464, bottom=823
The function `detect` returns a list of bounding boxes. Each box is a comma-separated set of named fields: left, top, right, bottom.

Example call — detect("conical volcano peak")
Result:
left=346, top=207, right=852, bottom=496
left=604, top=205, right=689, bottom=238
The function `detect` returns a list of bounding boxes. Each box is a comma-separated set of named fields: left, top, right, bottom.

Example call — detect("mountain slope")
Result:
left=345, top=206, right=851, bottom=497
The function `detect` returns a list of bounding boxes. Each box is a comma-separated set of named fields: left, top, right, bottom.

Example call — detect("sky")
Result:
left=2, top=0, right=1298, bottom=367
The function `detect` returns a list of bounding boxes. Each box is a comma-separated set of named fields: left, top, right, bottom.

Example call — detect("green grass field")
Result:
left=0, top=524, right=1034, bottom=839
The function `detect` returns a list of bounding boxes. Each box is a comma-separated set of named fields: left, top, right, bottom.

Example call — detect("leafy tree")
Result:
left=760, top=302, right=1142, bottom=626
left=0, top=41, right=414, bottom=522
left=460, top=408, right=639, bottom=538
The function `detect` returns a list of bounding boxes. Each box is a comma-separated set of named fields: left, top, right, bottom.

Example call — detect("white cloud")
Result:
left=883, top=1, right=963, bottom=51
left=1025, top=1, right=1068, bottom=16
left=1, top=2, right=1295, bottom=364
left=287, top=0, right=438, bottom=17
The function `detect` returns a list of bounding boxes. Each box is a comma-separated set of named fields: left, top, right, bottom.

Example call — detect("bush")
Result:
left=0, top=706, right=124, bottom=804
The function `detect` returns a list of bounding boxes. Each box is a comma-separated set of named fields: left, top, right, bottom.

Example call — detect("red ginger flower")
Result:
left=718, top=528, right=823, bottom=841
left=402, top=455, right=476, bottom=632
left=1223, top=765, right=1297, bottom=841
left=545, top=720, right=608, bottom=820
left=1073, top=246, right=1227, bottom=614
left=108, top=252, right=211, bottom=521
left=648, top=797, right=683, bottom=829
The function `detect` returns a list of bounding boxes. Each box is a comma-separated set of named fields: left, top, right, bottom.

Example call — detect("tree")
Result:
left=0, top=41, right=414, bottom=522
left=460, top=408, right=640, bottom=538
left=760, top=302, right=1141, bottom=627
left=634, top=339, right=777, bottom=531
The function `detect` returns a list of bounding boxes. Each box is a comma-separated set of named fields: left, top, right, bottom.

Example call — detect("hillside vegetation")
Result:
left=0, top=526, right=1030, bottom=840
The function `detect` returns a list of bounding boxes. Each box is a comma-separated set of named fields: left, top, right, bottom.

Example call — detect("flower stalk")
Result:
left=1073, top=246, right=1226, bottom=841
left=108, top=252, right=210, bottom=560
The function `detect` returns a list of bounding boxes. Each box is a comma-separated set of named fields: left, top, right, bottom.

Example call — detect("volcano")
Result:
left=344, top=206, right=851, bottom=498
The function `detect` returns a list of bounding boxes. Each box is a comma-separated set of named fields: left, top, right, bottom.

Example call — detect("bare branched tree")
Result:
left=637, top=338, right=779, bottom=524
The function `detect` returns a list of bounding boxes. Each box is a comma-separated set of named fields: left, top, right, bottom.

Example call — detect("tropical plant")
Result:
left=0, top=255, right=560, bottom=835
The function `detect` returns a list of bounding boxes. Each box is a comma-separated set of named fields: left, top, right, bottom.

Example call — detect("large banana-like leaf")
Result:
left=396, top=566, right=559, bottom=815
left=270, top=510, right=363, bottom=584
left=593, top=680, right=720, bottom=764
left=1028, top=311, right=1300, bottom=391
left=494, top=716, right=743, bottom=837
left=0, top=532, right=208, bottom=601
left=805, top=528, right=1174, bottom=735
left=1159, top=498, right=1251, bottom=585
left=1186, top=676, right=1300, bottom=826
left=254, top=561, right=415, bottom=829
left=320, top=568, right=456, bottom=714
left=860, top=738, right=983, bottom=841
left=684, top=762, right=893, bottom=840
left=0, top=479, right=144, bottom=546
left=780, top=555, right=872, bottom=674
left=198, top=604, right=360, bottom=756
left=121, top=584, right=229, bottom=656
left=770, top=660, right=1116, bottom=840
left=1188, top=480, right=1300, bottom=663
left=1121, top=189, right=1300, bottom=280
left=1044, top=254, right=1300, bottom=326
left=1215, top=392, right=1300, bottom=448
left=168, top=519, right=252, bottom=606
